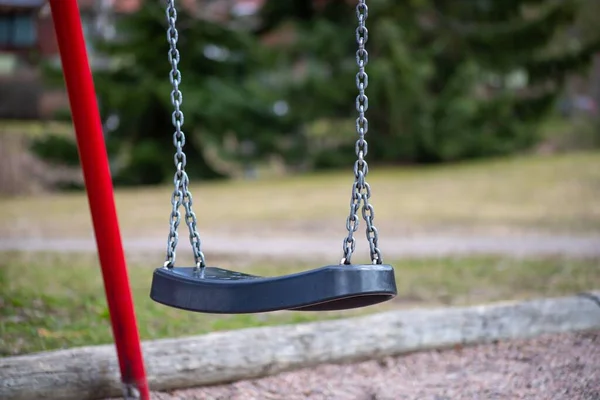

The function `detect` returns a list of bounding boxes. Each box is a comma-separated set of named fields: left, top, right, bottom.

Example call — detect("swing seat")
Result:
left=150, top=264, right=397, bottom=314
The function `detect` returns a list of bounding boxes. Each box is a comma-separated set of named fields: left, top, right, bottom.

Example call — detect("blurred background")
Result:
left=0, top=0, right=599, bottom=356
left=1, top=0, right=600, bottom=190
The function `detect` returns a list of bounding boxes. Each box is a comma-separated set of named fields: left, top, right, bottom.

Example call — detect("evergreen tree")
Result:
left=92, top=3, right=291, bottom=184
left=256, top=0, right=600, bottom=165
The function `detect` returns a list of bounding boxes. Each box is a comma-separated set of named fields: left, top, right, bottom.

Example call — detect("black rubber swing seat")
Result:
left=150, top=264, right=397, bottom=314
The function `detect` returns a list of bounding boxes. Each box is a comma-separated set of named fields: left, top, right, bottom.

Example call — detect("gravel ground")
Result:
left=147, top=330, right=600, bottom=400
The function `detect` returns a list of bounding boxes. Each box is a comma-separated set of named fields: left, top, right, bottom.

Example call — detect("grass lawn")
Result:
left=1, top=251, right=598, bottom=356
left=0, top=120, right=73, bottom=136
left=1, top=151, right=599, bottom=240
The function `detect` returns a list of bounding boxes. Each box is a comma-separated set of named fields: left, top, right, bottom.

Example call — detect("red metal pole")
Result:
left=48, top=1, right=150, bottom=398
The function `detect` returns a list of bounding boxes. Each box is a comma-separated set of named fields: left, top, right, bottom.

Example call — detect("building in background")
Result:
left=0, top=0, right=264, bottom=120
left=0, top=1, right=42, bottom=52
left=0, top=0, right=48, bottom=119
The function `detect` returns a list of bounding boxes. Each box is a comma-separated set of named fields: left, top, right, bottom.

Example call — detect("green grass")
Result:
left=0, top=120, right=73, bottom=138
left=1, top=251, right=598, bottom=356
left=1, top=151, right=599, bottom=240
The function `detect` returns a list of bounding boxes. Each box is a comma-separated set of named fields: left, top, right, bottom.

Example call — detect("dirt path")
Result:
left=141, top=330, right=599, bottom=400
left=2, top=233, right=600, bottom=259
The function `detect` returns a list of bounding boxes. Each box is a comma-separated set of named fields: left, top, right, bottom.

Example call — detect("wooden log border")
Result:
left=2, top=292, right=600, bottom=400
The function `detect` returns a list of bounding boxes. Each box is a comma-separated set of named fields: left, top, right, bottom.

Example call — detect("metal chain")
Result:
left=164, top=0, right=206, bottom=271
left=341, top=0, right=383, bottom=265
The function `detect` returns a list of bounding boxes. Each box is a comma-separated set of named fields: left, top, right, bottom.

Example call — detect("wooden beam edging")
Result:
left=2, top=292, right=600, bottom=400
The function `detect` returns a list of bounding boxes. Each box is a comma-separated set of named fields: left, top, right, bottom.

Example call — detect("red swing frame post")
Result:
left=48, top=1, right=150, bottom=398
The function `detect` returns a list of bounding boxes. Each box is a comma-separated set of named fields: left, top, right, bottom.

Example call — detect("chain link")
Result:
left=163, top=0, right=380, bottom=267
left=164, top=0, right=206, bottom=271
left=341, top=0, right=383, bottom=265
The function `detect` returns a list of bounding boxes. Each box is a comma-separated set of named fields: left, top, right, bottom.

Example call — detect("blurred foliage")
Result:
left=35, top=0, right=600, bottom=185
left=257, top=0, right=600, bottom=165
left=90, top=4, right=299, bottom=184
left=29, top=133, right=80, bottom=167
